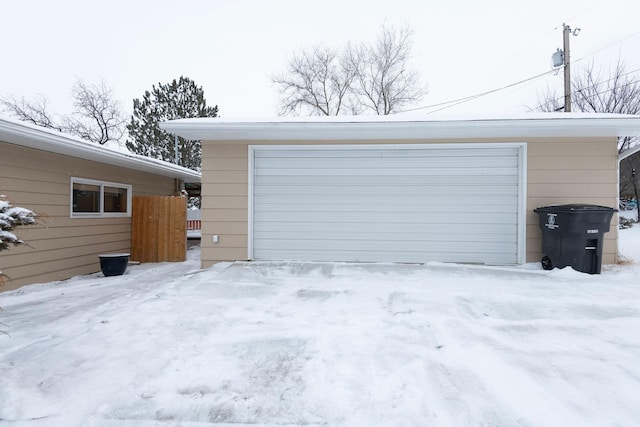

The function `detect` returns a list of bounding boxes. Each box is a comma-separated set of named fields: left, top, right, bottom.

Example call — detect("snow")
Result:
left=2, top=232, right=640, bottom=425
left=187, top=231, right=201, bottom=239
left=0, top=230, right=19, bottom=243
left=4, top=207, right=36, bottom=225
left=161, top=112, right=640, bottom=143
left=165, top=111, right=640, bottom=125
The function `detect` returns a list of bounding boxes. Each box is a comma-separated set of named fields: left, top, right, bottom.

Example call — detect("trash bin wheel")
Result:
left=541, top=255, right=553, bottom=271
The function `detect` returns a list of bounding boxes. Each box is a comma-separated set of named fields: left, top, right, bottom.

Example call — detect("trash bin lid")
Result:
left=534, top=204, right=617, bottom=213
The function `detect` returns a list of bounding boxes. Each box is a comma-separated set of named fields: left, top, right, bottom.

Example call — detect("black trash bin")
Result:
left=533, top=204, right=616, bottom=274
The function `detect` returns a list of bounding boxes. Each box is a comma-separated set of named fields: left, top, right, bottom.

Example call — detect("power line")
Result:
left=397, top=69, right=555, bottom=114
left=455, top=1, right=609, bottom=103
left=468, top=69, right=549, bottom=113
left=417, top=28, right=640, bottom=114
left=536, top=71, right=640, bottom=111
left=395, top=0, right=636, bottom=115
left=559, top=0, right=608, bottom=26
left=581, top=66, right=640, bottom=88
left=573, top=30, right=640, bottom=64
left=525, top=30, right=640, bottom=112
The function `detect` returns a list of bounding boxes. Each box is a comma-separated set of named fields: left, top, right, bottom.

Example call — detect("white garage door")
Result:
left=249, top=144, right=525, bottom=265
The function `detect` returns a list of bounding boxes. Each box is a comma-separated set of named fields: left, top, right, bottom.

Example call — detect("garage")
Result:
left=249, top=143, right=526, bottom=265
left=160, top=114, right=640, bottom=269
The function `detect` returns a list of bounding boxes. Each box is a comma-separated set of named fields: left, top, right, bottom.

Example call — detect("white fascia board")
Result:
left=0, top=117, right=200, bottom=182
left=160, top=114, right=640, bottom=141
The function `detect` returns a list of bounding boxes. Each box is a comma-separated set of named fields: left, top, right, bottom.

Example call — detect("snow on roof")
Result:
left=0, top=116, right=200, bottom=183
left=160, top=113, right=640, bottom=141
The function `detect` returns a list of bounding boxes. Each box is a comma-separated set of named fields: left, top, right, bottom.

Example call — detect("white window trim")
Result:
left=70, top=177, right=132, bottom=218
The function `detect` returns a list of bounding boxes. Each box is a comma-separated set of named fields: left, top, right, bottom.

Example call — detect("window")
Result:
left=71, top=178, right=132, bottom=217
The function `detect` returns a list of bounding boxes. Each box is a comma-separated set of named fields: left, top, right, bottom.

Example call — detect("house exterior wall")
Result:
left=200, top=137, right=618, bottom=269
left=1, top=142, right=178, bottom=291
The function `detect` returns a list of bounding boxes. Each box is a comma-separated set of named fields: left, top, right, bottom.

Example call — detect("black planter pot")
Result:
left=99, top=253, right=130, bottom=277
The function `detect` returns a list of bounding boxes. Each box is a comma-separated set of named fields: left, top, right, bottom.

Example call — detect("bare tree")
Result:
left=273, top=24, right=426, bottom=116
left=534, top=60, right=640, bottom=153
left=0, top=94, right=63, bottom=131
left=273, top=45, right=356, bottom=116
left=63, top=80, right=126, bottom=145
left=533, top=86, right=563, bottom=112
left=1, top=79, right=126, bottom=145
left=348, top=24, right=427, bottom=115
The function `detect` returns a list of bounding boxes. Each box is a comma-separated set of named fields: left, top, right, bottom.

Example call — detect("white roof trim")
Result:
left=160, top=113, right=640, bottom=141
left=0, top=116, right=200, bottom=182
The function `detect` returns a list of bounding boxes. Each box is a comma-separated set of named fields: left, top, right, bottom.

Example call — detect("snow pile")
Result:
left=1, top=232, right=640, bottom=425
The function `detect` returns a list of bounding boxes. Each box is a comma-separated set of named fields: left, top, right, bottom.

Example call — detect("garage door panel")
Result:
left=254, top=204, right=518, bottom=215
left=257, top=249, right=514, bottom=265
left=251, top=144, right=524, bottom=265
left=255, top=209, right=518, bottom=223
left=255, top=194, right=517, bottom=207
left=257, top=147, right=518, bottom=159
left=257, top=167, right=518, bottom=177
left=255, top=230, right=517, bottom=243
left=255, top=184, right=518, bottom=197
left=255, top=237, right=515, bottom=251
left=256, top=156, right=518, bottom=170
left=255, top=221, right=518, bottom=235
left=256, top=174, right=517, bottom=187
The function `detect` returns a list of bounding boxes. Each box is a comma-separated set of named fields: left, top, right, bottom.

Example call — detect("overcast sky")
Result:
left=1, top=0, right=639, bottom=120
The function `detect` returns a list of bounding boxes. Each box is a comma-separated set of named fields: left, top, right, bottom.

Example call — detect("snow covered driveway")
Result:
left=2, top=239, right=640, bottom=426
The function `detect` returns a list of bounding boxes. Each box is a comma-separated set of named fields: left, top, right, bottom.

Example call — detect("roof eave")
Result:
left=0, top=118, right=201, bottom=183
left=160, top=116, right=640, bottom=141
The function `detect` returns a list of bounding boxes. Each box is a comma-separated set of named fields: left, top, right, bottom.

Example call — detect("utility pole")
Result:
left=563, top=24, right=572, bottom=112
left=560, top=23, right=580, bottom=113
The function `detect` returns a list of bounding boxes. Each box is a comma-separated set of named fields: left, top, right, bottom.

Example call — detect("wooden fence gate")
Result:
left=131, top=196, right=187, bottom=263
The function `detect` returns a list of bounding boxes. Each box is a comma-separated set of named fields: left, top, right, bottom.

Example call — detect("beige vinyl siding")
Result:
left=200, top=143, right=249, bottom=267
left=526, top=137, right=618, bottom=265
left=1, top=142, right=177, bottom=290
left=201, top=137, right=619, bottom=269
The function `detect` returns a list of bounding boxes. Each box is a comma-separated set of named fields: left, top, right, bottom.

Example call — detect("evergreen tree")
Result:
left=1, top=194, right=36, bottom=288
left=0, top=195, right=36, bottom=252
left=126, top=76, right=218, bottom=170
